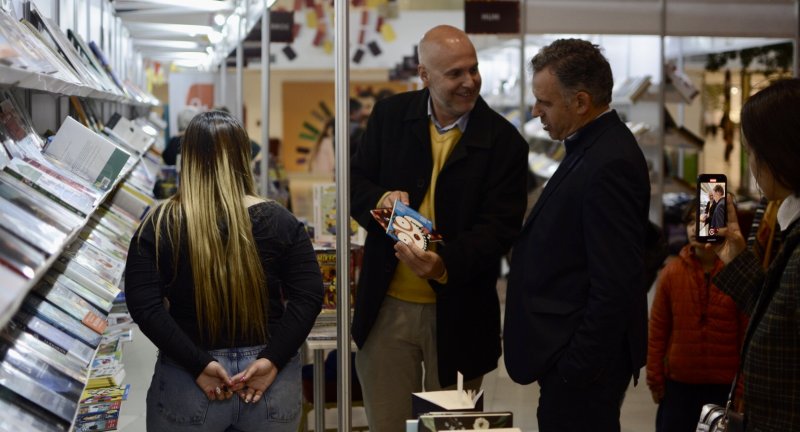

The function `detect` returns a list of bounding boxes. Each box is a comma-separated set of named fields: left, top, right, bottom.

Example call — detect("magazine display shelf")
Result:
left=0, top=64, right=157, bottom=106
left=0, top=151, right=144, bottom=332
left=0, top=121, right=157, bottom=430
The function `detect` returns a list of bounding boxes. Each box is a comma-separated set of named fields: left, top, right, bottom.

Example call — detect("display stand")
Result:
left=0, top=2, right=158, bottom=430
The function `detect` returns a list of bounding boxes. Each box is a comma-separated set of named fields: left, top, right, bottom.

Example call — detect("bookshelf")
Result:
left=0, top=2, right=160, bottom=430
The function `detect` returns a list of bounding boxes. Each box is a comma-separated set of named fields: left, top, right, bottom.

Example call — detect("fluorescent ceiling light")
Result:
left=145, top=52, right=211, bottom=63
left=172, top=59, right=207, bottom=68
left=134, top=40, right=202, bottom=49
left=127, top=23, right=217, bottom=36
left=117, top=0, right=233, bottom=12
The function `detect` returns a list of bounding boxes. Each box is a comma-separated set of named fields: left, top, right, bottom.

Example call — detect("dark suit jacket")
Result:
left=503, top=111, right=650, bottom=386
left=351, top=89, right=528, bottom=387
left=711, top=197, right=727, bottom=230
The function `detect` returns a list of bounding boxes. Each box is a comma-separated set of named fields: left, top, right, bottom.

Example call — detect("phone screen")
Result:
left=696, top=174, right=728, bottom=243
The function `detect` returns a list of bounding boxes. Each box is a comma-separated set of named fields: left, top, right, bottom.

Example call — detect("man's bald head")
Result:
left=418, top=25, right=475, bottom=68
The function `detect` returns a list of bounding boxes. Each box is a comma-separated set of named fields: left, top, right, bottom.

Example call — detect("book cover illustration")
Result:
left=312, top=182, right=362, bottom=244
left=44, top=117, right=131, bottom=191
left=314, top=246, right=362, bottom=310
left=77, top=400, right=120, bottom=415
left=79, top=385, right=128, bottom=405
left=383, top=199, right=442, bottom=251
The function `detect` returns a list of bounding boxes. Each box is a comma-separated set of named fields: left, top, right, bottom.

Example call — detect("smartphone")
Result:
left=696, top=174, right=728, bottom=243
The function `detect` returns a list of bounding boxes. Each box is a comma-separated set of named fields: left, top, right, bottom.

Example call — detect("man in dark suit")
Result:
left=710, top=184, right=727, bottom=234
left=503, top=39, right=651, bottom=432
left=351, top=25, right=528, bottom=432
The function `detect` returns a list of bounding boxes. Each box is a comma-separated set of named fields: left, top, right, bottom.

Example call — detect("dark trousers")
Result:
left=656, top=379, right=730, bottom=432
left=537, top=352, right=632, bottom=432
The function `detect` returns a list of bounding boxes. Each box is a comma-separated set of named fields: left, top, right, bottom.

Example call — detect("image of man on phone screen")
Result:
left=709, top=184, right=726, bottom=235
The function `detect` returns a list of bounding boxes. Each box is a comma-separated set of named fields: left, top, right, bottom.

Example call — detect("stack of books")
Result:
left=86, top=338, right=125, bottom=389
left=75, top=385, right=129, bottom=432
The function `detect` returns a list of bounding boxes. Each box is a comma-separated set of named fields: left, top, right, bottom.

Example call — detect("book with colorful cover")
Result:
left=372, top=199, right=442, bottom=251
left=44, top=117, right=131, bottom=192
left=79, top=385, right=128, bottom=405
left=86, top=364, right=125, bottom=389
left=314, top=246, right=363, bottom=310
left=312, top=182, right=363, bottom=245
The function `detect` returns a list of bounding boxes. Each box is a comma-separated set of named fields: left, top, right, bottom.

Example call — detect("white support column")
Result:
left=334, top=0, right=352, bottom=431
left=518, top=0, right=527, bottom=138
left=235, top=0, right=244, bottom=122
left=795, top=0, right=799, bottom=76
left=260, top=1, right=270, bottom=197
left=655, top=0, right=666, bottom=226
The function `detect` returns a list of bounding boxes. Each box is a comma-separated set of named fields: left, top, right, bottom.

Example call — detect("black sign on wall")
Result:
left=270, top=11, right=294, bottom=43
left=464, top=0, right=520, bottom=34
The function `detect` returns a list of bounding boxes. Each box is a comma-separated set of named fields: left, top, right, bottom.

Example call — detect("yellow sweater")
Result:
left=387, top=122, right=462, bottom=303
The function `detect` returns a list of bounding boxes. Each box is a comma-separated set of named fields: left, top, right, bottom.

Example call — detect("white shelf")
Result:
left=0, top=64, right=156, bottom=106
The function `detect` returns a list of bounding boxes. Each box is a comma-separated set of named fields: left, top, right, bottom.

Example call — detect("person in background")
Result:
left=163, top=105, right=201, bottom=165
left=647, top=201, right=747, bottom=432
left=308, top=118, right=335, bottom=177
left=503, top=39, right=650, bottom=432
left=357, top=89, right=376, bottom=126
left=711, top=78, right=800, bottom=431
left=125, top=111, right=323, bottom=431
left=350, top=25, right=528, bottom=432
left=350, top=97, right=366, bottom=157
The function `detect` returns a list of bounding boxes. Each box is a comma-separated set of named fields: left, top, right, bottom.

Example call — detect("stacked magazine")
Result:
left=75, top=385, right=129, bottom=432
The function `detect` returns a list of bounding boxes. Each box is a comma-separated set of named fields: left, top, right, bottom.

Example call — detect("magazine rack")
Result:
left=0, top=4, right=159, bottom=430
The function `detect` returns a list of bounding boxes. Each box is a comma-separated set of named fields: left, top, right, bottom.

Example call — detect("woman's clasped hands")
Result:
left=195, top=358, right=278, bottom=403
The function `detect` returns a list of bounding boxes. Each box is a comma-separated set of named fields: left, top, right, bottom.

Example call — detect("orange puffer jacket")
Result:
left=647, top=244, right=748, bottom=395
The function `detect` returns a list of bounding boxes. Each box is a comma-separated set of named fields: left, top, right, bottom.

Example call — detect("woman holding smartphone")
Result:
left=125, top=110, right=324, bottom=431
left=711, top=78, right=800, bottom=431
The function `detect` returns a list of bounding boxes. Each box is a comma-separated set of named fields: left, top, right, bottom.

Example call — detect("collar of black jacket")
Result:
left=564, top=109, right=620, bottom=156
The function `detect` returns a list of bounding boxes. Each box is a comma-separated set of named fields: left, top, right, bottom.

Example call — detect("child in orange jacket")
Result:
left=647, top=203, right=747, bottom=432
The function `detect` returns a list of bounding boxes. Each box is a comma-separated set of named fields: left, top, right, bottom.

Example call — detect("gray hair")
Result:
left=531, top=39, right=613, bottom=107
left=177, top=106, right=201, bottom=132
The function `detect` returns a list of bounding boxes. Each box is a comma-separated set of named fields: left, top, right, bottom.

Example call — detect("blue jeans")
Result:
left=146, top=345, right=302, bottom=432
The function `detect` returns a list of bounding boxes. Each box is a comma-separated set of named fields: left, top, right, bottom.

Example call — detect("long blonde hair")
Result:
left=144, top=110, right=267, bottom=345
